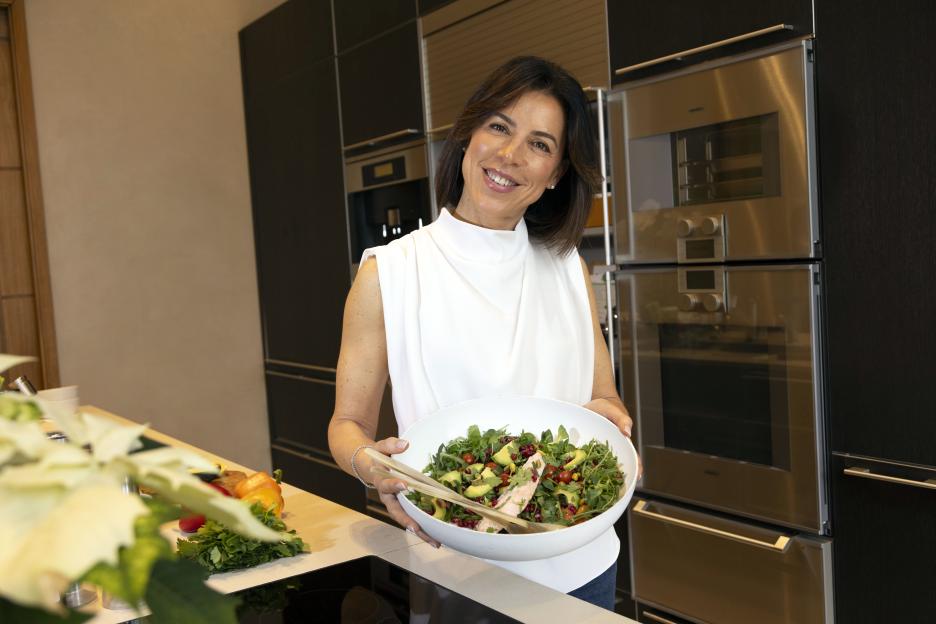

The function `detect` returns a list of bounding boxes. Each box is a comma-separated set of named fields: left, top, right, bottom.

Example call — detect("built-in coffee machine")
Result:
left=345, top=140, right=432, bottom=269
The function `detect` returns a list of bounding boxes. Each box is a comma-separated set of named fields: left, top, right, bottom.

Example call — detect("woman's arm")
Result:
left=327, top=257, right=439, bottom=546
left=579, top=257, right=633, bottom=438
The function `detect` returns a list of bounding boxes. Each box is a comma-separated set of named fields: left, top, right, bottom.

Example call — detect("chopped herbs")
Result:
left=177, top=503, right=307, bottom=573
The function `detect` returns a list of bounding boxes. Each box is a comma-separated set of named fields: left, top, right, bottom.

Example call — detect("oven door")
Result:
left=609, top=41, right=817, bottom=263
left=617, top=264, right=826, bottom=532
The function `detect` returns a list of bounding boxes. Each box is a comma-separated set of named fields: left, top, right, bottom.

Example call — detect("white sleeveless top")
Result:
left=362, top=208, right=619, bottom=593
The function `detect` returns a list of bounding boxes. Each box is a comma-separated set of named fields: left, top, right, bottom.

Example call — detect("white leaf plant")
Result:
left=0, top=354, right=281, bottom=615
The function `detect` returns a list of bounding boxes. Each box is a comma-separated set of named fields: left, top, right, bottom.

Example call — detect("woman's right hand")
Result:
left=370, top=437, right=441, bottom=548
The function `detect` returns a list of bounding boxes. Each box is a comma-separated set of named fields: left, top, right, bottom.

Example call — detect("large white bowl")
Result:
left=394, top=396, right=638, bottom=561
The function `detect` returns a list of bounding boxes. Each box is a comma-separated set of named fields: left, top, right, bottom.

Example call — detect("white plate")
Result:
left=394, top=396, right=638, bottom=561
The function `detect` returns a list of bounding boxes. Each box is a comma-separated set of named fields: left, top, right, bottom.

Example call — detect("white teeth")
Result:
left=485, top=169, right=515, bottom=187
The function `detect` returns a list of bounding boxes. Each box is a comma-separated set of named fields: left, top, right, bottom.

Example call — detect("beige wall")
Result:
left=24, top=0, right=288, bottom=470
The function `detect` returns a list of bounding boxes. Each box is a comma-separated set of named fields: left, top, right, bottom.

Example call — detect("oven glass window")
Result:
left=658, top=323, right=790, bottom=469
left=629, top=113, right=780, bottom=211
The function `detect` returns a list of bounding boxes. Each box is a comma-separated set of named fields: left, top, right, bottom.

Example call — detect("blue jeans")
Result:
left=568, top=563, right=617, bottom=611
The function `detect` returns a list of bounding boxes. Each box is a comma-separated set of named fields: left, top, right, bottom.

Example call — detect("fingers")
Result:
left=373, top=436, right=409, bottom=456
left=377, top=477, right=441, bottom=548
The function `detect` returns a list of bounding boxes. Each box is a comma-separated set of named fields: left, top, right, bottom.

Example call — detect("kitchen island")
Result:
left=80, top=407, right=633, bottom=623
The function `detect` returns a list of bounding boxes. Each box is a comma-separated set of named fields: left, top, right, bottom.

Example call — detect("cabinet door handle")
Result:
left=642, top=611, right=680, bottom=624
left=614, top=23, right=793, bottom=76
left=844, top=467, right=936, bottom=490
left=343, top=128, right=420, bottom=151
left=426, top=123, right=453, bottom=135
left=632, top=500, right=791, bottom=552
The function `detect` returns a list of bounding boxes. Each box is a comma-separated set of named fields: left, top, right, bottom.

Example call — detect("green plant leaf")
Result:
left=0, top=597, right=91, bottom=623
left=144, top=558, right=239, bottom=624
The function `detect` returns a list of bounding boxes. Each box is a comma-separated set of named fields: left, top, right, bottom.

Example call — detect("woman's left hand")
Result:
left=584, top=397, right=643, bottom=479
left=584, top=396, right=633, bottom=438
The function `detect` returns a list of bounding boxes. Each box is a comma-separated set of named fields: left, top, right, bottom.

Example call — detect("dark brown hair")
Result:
left=434, top=56, right=600, bottom=256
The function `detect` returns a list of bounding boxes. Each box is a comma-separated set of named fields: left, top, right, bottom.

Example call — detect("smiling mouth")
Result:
left=483, top=168, right=519, bottom=188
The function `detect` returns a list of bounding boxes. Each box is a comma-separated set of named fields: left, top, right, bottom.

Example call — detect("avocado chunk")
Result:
left=556, top=487, right=580, bottom=507
left=480, top=466, right=496, bottom=480
left=468, top=463, right=484, bottom=474
left=464, top=482, right=493, bottom=498
left=563, top=449, right=587, bottom=470
left=431, top=497, right=446, bottom=519
left=439, top=470, right=462, bottom=487
left=492, top=442, right=517, bottom=466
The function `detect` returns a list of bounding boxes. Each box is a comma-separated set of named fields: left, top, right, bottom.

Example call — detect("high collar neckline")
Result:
left=431, top=207, right=530, bottom=264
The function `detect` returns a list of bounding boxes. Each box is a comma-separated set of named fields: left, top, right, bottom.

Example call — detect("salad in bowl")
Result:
left=407, top=424, right=624, bottom=532
left=393, top=396, right=638, bottom=561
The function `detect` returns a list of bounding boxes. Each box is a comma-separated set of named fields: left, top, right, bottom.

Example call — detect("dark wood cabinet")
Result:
left=239, top=0, right=333, bottom=97
left=816, top=1, right=936, bottom=466
left=830, top=454, right=936, bottom=623
left=417, top=0, right=456, bottom=16
left=334, top=0, right=416, bottom=53
left=608, top=0, right=812, bottom=83
left=241, top=52, right=349, bottom=368
left=338, top=21, right=423, bottom=148
left=265, top=371, right=335, bottom=459
left=273, top=444, right=366, bottom=513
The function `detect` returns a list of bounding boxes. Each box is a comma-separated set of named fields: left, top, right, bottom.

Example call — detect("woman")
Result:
left=328, top=56, right=633, bottom=610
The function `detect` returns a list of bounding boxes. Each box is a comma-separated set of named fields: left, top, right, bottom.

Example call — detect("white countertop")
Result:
left=79, top=406, right=634, bottom=624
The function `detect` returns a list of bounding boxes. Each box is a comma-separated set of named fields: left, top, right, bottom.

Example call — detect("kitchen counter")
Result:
left=80, top=407, right=634, bottom=624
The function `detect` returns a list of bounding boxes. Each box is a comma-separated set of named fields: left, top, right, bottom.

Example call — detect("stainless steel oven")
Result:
left=608, top=40, right=817, bottom=263
left=616, top=263, right=826, bottom=532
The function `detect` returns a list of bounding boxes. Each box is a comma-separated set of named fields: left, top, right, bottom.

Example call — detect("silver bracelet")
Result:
left=350, top=444, right=377, bottom=489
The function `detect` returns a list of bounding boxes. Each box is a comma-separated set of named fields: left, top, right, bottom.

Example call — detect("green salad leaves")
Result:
left=409, top=425, right=625, bottom=529
left=177, top=503, right=307, bottom=573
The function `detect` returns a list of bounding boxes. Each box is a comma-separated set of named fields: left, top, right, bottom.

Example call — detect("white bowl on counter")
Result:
left=394, top=396, right=639, bottom=561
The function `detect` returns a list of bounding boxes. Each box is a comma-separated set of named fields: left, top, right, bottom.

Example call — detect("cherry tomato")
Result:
left=485, top=462, right=497, bottom=470
left=179, top=514, right=206, bottom=533
left=500, top=472, right=510, bottom=485
left=544, top=464, right=558, bottom=479
left=462, top=452, right=476, bottom=464
left=557, top=470, right=572, bottom=484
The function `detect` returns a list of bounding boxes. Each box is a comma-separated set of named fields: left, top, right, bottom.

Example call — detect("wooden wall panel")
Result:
left=0, top=296, right=42, bottom=385
left=0, top=170, right=34, bottom=295
left=0, top=40, right=22, bottom=167
left=0, top=0, right=59, bottom=387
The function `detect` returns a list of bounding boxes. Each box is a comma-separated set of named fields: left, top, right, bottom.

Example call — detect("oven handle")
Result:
left=614, top=24, right=793, bottom=76
left=642, top=611, right=680, bottom=624
left=343, top=128, right=420, bottom=151
left=844, top=467, right=936, bottom=491
left=632, top=500, right=792, bottom=552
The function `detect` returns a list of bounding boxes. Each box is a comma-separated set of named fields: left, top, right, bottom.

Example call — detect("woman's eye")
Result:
left=489, top=122, right=508, bottom=133
left=532, top=140, right=551, bottom=153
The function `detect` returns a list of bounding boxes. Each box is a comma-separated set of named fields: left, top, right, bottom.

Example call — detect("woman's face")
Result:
left=456, top=90, right=566, bottom=230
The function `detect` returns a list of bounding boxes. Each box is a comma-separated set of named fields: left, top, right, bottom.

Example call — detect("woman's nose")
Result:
left=497, top=138, right=522, bottom=163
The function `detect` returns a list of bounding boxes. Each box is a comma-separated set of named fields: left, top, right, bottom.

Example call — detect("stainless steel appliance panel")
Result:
left=618, top=264, right=825, bottom=531
left=610, top=42, right=817, bottom=263
left=630, top=498, right=833, bottom=624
